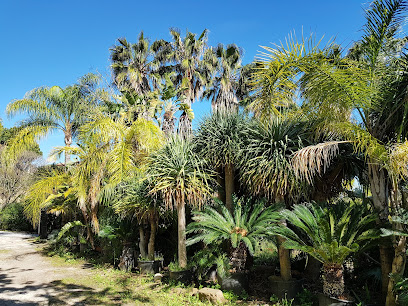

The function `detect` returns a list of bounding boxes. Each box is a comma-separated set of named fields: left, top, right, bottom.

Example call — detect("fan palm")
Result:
left=277, top=201, right=378, bottom=298
left=157, top=29, right=209, bottom=138
left=147, top=136, right=213, bottom=268
left=203, top=44, right=242, bottom=113
left=110, top=33, right=162, bottom=121
left=187, top=198, right=281, bottom=272
left=6, top=73, right=101, bottom=164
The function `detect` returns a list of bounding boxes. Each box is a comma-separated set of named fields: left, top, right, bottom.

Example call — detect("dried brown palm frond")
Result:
left=292, top=141, right=349, bottom=184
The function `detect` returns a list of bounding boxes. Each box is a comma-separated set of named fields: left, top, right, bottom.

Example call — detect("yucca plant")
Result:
left=277, top=201, right=378, bottom=298
left=187, top=197, right=281, bottom=273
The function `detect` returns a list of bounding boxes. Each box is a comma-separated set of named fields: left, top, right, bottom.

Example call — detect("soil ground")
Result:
left=0, top=231, right=94, bottom=305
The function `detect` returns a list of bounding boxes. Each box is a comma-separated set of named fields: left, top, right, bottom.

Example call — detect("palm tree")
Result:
left=157, top=29, right=209, bottom=138
left=6, top=73, right=101, bottom=165
left=250, top=1, right=408, bottom=301
left=277, top=201, right=378, bottom=298
left=147, top=136, right=213, bottom=268
left=110, top=34, right=163, bottom=122
left=187, top=198, right=281, bottom=273
left=113, top=177, right=160, bottom=260
left=194, top=112, right=251, bottom=210
left=203, top=44, right=242, bottom=113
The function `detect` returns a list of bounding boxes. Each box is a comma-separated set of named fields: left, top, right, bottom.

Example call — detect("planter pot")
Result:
left=318, top=293, right=353, bottom=306
left=138, top=260, right=161, bottom=274
left=169, top=270, right=193, bottom=285
left=218, top=272, right=249, bottom=295
left=268, top=276, right=303, bottom=300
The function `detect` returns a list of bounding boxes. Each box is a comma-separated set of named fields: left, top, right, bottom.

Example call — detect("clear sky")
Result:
left=0, top=0, right=368, bottom=160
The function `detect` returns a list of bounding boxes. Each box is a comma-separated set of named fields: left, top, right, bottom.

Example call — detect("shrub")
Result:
left=0, top=203, right=33, bottom=232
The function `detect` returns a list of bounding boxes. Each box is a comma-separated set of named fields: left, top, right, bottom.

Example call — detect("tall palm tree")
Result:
left=203, top=44, right=242, bottom=113
left=277, top=201, right=378, bottom=298
left=6, top=73, right=101, bottom=165
left=110, top=33, right=162, bottom=121
left=157, top=29, right=209, bottom=138
left=147, top=137, right=213, bottom=268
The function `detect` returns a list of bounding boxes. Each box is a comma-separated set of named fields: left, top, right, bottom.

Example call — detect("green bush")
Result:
left=0, top=203, right=33, bottom=232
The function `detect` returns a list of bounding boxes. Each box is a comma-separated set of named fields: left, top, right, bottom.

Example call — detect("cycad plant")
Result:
left=187, top=197, right=281, bottom=273
left=277, top=201, right=378, bottom=298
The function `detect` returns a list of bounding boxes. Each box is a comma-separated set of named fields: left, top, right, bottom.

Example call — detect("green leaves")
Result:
left=278, top=201, right=379, bottom=265
left=186, top=197, right=281, bottom=256
left=147, top=136, right=213, bottom=210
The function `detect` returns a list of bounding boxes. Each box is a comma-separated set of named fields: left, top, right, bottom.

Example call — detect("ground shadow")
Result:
left=0, top=268, right=152, bottom=305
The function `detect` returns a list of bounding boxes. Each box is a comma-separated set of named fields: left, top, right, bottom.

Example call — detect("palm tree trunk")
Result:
left=368, top=162, right=393, bottom=295
left=230, top=241, right=248, bottom=272
left=386, top=236, right=407, bottom=306
left=139, top=226, right=147, bottom=259
left=177, top=201, right=187, bottom=269
left=277, top=235, right=292, bottom=281
left=225, top=163, right=234, bottom=212
left=64, top=129, right=72, bottom=165
left=148, top=213, right=158, bottom=260
left=81, top=209, right=95, bottom=250
left=178, top=112, right=192, bottom=140
left=323, top=263, right=344, bottom=298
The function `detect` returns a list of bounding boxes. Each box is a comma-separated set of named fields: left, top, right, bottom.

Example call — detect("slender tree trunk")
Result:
left=323, top=263, right=344, bottom=298
left=386, top=236, right=407, bottom=306
left=177, top=201, right=187, bottom=269
left=148, top=213, right=158, bottom=260
left=81, top=209, right=95, bottom=250
left=64, top=129, right=72, bottom=165
left=368, top=162, right=393, bottom=295
left=277, top=235, right=292, bottom=281
left=178, top=112, right=192, bottom=140
left=386, top=180, right=407, bottom=306
left=225, top=163, right=234, bottom=212
left=139, top=226, right=147, bottom=259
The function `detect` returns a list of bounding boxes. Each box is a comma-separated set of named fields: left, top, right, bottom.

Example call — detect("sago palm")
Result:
left=147, top=136, right=213, bottom=268
left=277, top=201, right=378, bottom=298
left=187, top=198, right=281, bottom=273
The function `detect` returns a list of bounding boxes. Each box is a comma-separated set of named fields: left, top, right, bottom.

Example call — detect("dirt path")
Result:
left=0, top=231, right=92, bottom=306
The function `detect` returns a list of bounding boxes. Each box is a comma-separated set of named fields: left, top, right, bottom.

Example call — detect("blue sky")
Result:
left=0, top=0, right=367, bottom=160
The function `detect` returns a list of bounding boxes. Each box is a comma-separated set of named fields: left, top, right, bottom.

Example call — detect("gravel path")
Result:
left=0, top=231, right=90, bottom=305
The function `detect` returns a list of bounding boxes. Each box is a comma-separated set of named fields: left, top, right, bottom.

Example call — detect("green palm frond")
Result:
left=278, top=201, right=378, bottom=265
left=187, top=197, right=281, bottom=255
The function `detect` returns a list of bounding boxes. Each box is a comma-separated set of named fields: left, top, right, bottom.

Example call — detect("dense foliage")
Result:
left=2, top=1, right=408, bottom=305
